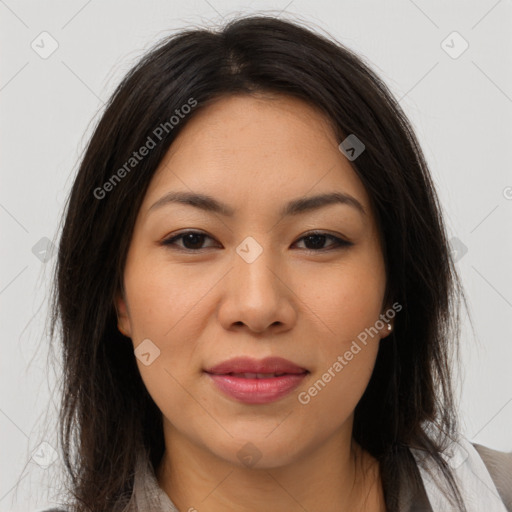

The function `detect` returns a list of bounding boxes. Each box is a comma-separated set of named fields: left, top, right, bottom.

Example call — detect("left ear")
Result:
left=378, top=301, right=395, bottom=339
left=378, top=319, right=393, bottom=339
left=115, top=290, right=132, bottom=338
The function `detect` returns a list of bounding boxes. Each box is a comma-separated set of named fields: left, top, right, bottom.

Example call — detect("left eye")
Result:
left=161, top=230, right=352, bottom=252
left=295, top=232, right=353, bottom=251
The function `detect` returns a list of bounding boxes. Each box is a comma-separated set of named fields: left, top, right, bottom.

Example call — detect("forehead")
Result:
left=161, top=93, right=340, bottom=165
left=142, top=94, right=372, bottom=220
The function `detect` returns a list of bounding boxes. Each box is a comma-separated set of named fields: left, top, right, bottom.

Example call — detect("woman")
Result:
left=46, top=15, right=511, bottom=512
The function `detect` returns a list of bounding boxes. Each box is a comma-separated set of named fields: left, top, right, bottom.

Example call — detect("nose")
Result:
left=216, top=239, right=297, bottom=335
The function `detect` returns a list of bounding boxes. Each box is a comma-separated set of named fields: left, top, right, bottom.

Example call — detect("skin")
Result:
left=116, top=94, right=393, bottom=512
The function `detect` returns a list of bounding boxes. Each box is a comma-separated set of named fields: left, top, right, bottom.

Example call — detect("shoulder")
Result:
left=473, top=442, right=512, bottom=511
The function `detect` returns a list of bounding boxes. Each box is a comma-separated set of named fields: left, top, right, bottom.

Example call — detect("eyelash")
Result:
left=160, top=230, right=353, bottom=253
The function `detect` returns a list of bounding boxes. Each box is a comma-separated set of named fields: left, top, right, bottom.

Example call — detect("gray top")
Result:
left=123, top=441, right=512, bottom=511
left=42, top=442, right=512, bottom=511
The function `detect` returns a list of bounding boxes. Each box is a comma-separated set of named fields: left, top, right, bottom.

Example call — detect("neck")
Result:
left=156, top=424, right=386, bottom=512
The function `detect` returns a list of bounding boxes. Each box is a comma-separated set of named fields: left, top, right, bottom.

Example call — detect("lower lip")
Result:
left=207, top=373, right=307, bottom=404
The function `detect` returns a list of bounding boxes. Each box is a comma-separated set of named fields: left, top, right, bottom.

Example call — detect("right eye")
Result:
left=161, top=230, right=220, bottom=252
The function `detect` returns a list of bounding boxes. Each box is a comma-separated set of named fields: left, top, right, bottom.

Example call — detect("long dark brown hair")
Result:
left=49, top=14, right=470, bottom=511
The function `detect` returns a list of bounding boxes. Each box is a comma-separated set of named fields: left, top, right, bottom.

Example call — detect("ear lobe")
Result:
left=115, top=290, right=132, bottom=338
left=379, top=299, right=396, bottom=339
left=379, top=304, right=394, bottom=340
left=379, top=321, right=393, bottom=339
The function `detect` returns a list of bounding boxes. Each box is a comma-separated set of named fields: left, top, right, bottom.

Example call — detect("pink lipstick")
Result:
left=205, top=356, right=308, bottom=404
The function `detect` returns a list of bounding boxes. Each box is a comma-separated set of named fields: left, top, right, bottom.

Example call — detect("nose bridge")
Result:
left=232, top=235, right=280, bottom=302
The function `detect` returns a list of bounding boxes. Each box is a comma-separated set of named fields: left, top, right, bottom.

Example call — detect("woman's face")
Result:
left=117, top=94, right=391, bottom=469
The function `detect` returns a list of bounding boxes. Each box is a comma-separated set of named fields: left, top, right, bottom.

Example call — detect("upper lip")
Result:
left=205, top=356, right=308, bottom=375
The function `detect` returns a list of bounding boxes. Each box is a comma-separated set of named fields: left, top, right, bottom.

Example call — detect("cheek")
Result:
left=122, top=257, right=209, bottom=409
left=296, top=348, right=377, bottom=444
left=124, top=253, right=217, bottom=343
left=297, top=252, right=385, bottom=412
left=298, top=284, right=383, bottom=430
left=299, top=253, right=386, bottom=338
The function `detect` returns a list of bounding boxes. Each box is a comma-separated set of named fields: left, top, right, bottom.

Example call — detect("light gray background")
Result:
left=1, top=1, right=511, bottom=510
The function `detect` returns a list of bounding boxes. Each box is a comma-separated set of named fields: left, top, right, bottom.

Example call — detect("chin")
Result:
left=200, top=428, right=309, bottom=470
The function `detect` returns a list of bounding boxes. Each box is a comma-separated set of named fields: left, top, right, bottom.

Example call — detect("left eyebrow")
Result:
left=281, top=192, right=366, bottom=217
left=147, top=191, right=366, bottom=218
